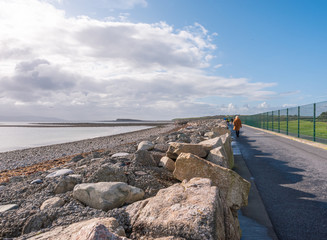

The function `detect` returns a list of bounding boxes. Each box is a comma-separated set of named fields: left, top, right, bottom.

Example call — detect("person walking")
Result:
left=233, top=116, right=242, bottom=137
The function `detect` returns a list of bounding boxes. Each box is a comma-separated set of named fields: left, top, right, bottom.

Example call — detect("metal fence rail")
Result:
left=241, top=101, right=327, bottom=144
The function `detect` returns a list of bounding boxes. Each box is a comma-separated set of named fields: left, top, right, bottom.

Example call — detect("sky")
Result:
left=0, top=0, right=326, bottom=121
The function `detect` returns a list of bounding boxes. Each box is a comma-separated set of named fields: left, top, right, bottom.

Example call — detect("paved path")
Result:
left=235, top=126, right=327, bottom=240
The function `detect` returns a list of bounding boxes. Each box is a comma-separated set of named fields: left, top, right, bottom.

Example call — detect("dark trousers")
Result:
left=236, top=130, right=240, bottom=137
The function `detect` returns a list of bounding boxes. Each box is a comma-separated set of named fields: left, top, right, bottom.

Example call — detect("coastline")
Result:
left=0, top=124, right=177, bottom=172
left=0, top=119, right=249, bottom=239
left=0, top=121, right=172, bottom=128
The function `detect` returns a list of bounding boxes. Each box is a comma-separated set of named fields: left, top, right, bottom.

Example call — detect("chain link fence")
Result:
left=241, top=101, right=327, bottom=144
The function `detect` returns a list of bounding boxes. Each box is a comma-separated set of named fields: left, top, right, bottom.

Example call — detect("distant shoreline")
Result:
left=0, top=121, right=172, bottom=128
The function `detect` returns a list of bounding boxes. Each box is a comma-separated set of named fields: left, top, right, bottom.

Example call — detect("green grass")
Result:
left=249, top=120, right=327, bottom=140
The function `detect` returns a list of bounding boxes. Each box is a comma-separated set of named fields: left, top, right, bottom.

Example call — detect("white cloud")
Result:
left=0, top=0, right=276, bottom=120
left=214, top=64, right=223, bottom=69
left=282, top=103, right=297, bottom=108
left=258, top=102, right=269, bottom=109
left=45, top=0, right=147, bottom=9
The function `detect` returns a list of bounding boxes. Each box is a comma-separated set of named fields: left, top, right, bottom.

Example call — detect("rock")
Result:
left=212, top=126, right=230, bottom=136
left=71, top=222, right=125, bottom=240
left=104, top=217, right=127, bottom=237
left=23, top=212, right=56, bottom=234
left=151, top=237, right=186, bottom=240
left=89, top=164, right=127, bottom=183
left=204, top=131, right=218, bottom=139
left=54, top=174, right=82, bottom=194
left=134, top=171, right=147, bottom=176
left=40, top=197, right=65, bottom=210
left=159, top=156, right=175, bottom=172
left=173, top=153, right=250, bottom=210
left=217, top=133, right=234, bottom=169
left=151, top=152, right=165, bottom=165
left=176, top=133, right=191, bottom=143
left=198, top=137, right=223, bottom=152
left=206, top=146, right=229, bottom=168
left=199, top=134, right=234, bottom=168
left=73, top=182, right=144, bottom=211
left=126, top=185, right=145, bottom=204
left=167, top=132, right=178, bottom=142
left=166, top=142, right=208, bottom=160
left=26, top=217, right=128, bottom=240
left=70, top=154, right=84, bottom=162
left=153, top=143, right=169, bottom=153
left=46, top=169, right=74, bottom=178
left=126, top=178, right=240, bottom=240
left=112, top=152, right=130, bottom=158
left=0, top=204, right=18, bottom=213
left=132, top=150, right=157, bottom=167
left=137, top=141, right=154, bottom=151
left=31, top=179, right=43, bottom=184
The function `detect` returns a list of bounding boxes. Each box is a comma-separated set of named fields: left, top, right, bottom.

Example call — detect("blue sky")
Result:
left=0, top=0, right=326, bottom=120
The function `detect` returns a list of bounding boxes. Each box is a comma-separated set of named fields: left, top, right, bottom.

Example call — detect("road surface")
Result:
left=235, top=125, right=327, bottom=240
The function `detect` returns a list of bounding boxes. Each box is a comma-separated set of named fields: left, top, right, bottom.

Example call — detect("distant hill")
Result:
left=115, top=118, right=143, bottom=122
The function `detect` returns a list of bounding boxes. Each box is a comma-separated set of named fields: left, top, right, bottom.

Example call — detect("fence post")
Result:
left=286, top=108, right=289, bottom=135
left=278, top=110, right=280, bottom=133
left=298, top=106, right=300, bottom=138
left=313, top=103, right=316, bottom=142
left=272, top=111, right=274, bottom=131
left=266, top=112, right=269, bottom=130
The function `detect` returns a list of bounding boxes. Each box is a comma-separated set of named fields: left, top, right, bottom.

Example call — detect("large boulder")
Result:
left=199, top=134, right=234, bottom=169
left=219, top=133, right=234, bottom=169
left=73, top=182, right=144, bottom=211
left=126, top=178, right=240, bottom=240
left=206, top=146, right=230, bottom=169
left=26, top=217, right=127, bottom=240
left=198, top=137, right=223, bottom=151
left=159, top=156, right=175, bottom=172
left=166, top=142, right=208, bottom=160
left=173, top=153, right=250, bottom=210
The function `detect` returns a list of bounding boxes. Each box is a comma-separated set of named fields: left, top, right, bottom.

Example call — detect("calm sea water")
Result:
left=0, top=124, right=151, bottom=152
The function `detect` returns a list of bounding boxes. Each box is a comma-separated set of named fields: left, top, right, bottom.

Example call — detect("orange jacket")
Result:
left=233, top=118, right=242, bottom=131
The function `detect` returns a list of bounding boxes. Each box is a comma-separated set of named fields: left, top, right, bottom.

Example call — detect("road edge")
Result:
left=243, top=124, right=327, bottom=150
left=233, top=153, right=279, bottom=240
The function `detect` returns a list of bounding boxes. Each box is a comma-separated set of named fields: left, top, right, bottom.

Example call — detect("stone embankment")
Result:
left=0, top=119, right=250, bottom=240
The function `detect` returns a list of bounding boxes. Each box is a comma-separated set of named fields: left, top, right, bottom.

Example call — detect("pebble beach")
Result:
left=0, top=124, right=177, bottom=172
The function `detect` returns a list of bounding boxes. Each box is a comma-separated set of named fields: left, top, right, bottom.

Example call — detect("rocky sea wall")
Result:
left=0, top=119, right=250, bottom=240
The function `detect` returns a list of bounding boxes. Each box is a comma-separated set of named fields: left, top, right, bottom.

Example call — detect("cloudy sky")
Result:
left=1, top=0, right=326, bottom=121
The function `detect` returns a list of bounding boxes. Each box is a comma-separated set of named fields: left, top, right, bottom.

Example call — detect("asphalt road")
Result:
left=235, top=126, right=327, bottom=240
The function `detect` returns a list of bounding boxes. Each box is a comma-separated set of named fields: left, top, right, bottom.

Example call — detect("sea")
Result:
left=0, top=122, right=152, bottom=152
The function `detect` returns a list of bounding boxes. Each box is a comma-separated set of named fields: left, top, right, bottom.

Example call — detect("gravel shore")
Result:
left=0, top=119, right=244, bottom=239
left=0, top=124, right=177, bottom=172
